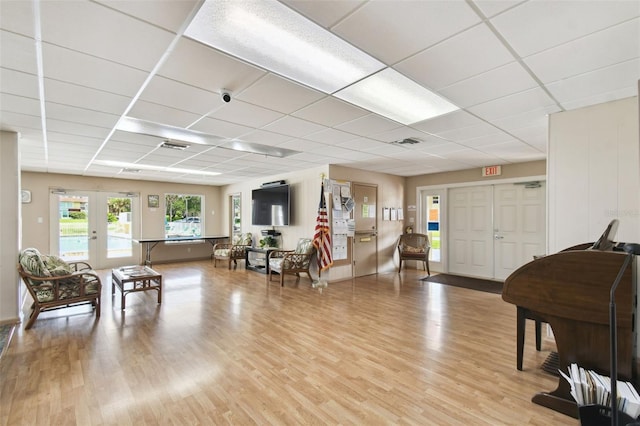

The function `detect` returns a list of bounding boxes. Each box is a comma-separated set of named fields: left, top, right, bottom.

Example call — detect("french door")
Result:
left=49, top=190, right=140, bottom=269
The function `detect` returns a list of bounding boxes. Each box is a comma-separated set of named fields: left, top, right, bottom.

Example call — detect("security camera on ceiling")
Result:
left=221, top=90, right=232, bottom=103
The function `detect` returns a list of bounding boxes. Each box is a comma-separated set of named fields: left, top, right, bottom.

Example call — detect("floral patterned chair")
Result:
left=17, top=248, right=101, bottom=329
left=268, top=238, right=315, bottom=286
left=212, top=233, right=253, bottom=269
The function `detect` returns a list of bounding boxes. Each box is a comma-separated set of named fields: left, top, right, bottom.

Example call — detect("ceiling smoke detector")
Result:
left=160, top=140, right=190, bottom=150
left=390, top=138, right=421, bottom=145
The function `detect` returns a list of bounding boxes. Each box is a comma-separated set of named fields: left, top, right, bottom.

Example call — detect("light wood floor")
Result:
left=1, top=261, right=576, bottom=425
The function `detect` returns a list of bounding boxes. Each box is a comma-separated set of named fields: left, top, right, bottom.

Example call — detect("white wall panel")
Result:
left=548, top=97, right=639, bottom=252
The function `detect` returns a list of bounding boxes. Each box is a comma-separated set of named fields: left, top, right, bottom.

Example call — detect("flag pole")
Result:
left=313, top=173, right=331, bottom=288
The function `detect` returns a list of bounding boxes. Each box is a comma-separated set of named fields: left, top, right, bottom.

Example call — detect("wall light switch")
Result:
left=37, top=217, right=43, bottom=223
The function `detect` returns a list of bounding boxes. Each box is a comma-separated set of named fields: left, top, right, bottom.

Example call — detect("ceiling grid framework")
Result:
left=0, top=0, right=638, bottom=185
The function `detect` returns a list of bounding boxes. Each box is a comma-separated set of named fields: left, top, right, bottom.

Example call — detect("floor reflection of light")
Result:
left=231, top=291, right=242, bottom=315
left=425, top=284, right=444, bottom=351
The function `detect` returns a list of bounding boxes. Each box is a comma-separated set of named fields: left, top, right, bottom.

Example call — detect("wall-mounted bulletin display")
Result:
left=383, top=207, right=390, bottom=221
left=329, top=179, right=352, bottom=261
left=397, top=208, right=404, bottom=221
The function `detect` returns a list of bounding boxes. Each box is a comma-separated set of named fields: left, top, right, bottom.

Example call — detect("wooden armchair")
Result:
left=268, top=238, right=315, bottom=286
left=212, top=232, right=253, bottom=269
left=397, top=233, right=431, bottom=275
left=18, top=248, right=101, bottom=329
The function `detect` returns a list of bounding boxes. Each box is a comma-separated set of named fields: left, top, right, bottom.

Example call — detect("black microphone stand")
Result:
left=609, top=243, right=640, bottom=426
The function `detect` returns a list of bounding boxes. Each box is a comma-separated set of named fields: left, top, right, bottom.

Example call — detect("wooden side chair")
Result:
left=212, top=233, right=253, bottom=269
left=267, top=238, right=315, bottom=286
left=397, top=233, right=431, bottom=275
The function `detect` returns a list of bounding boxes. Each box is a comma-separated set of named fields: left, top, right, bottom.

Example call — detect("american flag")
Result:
left=313, top=182, right=333, bottom=271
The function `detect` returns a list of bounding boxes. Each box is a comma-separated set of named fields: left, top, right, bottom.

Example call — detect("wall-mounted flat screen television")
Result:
left=251, top=184, right=290, bottom=226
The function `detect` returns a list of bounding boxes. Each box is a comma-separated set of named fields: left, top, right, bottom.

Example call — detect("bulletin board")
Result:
left=326, top=178, right=354, bottom=265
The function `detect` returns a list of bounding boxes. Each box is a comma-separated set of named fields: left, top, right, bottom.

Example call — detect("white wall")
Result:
left=0, top=131, right=21, bottom=324
left=548, top=97, right=640, bottom=252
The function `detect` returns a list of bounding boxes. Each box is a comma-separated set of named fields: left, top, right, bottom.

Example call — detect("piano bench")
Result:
left=517, top=306, right=545, bottom=371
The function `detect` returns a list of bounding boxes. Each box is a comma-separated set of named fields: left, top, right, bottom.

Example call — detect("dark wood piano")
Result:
left=502, top=242, right=635, bottom=418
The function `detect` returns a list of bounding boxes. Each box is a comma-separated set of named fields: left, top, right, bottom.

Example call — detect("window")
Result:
left=165, top=194, right=202, bottom=238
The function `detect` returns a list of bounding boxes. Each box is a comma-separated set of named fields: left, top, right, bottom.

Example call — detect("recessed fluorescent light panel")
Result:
left=335, top=68, right=459, bottom=125
left=95, top=160, right=221, bottom=176
left=185, top=0, right=384, bottom=94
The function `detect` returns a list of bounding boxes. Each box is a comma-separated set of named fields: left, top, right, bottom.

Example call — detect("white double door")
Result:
left=448, top=182, right=546, bottom=280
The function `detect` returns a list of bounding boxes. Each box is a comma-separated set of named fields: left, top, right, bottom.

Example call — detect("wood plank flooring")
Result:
left=0, top=262, right=576, bottom=425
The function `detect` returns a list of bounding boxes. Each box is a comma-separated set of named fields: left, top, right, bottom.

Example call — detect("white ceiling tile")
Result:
left=45, top=103, right=120, bottom=129
left=303, top=128, right=357, bottom=145
left=189, top=117, right=254, bottom=139
left=467, top=87, right=557, bottom=121
left=335, top=137, right=388, bottom=151
left=1, top=93, right=41, bottom=117
left=46, top=118, right=111, bottom=139
left=1, top=30, right=38, bottom=74
left=281, top=0, right=365, bottom=28
left=128, top=101, right=202, bottom=129
left=40, top=1, right=175, bottom=71
left=277, top=138, right=325, bottom=152
left=335, top=114, right=401, bottom=137
left=332, top=0, right=480, bottom=64
left=509, top=125, right=548, bottom=150
left=0, top=111, right=42, bottom=132
left=437, top=62, right=538, bottom=108
left=262, top=116, right=325, bottom=138
left=525, top=18, right=640, bottom=84
left=140, top=76, right=219, bottom=116
left=237, top=74, right=326, bottom=114
left=94, top=0, right=200, bottom=33
left=491, top=0, right=640, bottom=57
left=206, top=100, right=284, bottom=128
left=411, top=110, right=486, bottom=135
left=546, top=58, right=640, bottom=106
left=0, top=0, right=35, bottom=38
left=292, top=97, right=369, bottom=127
left=1, top=68, right=40, bottom=99
left=435, top=121, right=501, bottom=143
left=395, top=23, right=514, bottom=90
left=459, top=131, right=516, bottom=148
left=472, top=0, right=525, bottom=18
left=158, top=37, right=266, bottom=94
left=480, top=140, right=541, bottom=156
left=416, top=141, right=469, bottom=156
left=44, top=79, right=131, bottom=115
left=42, top=44, right=147, bottom=96
left=237, top=130, right=291, bottom=146
left=559, top=86, right=638, bottom=111
left=369, top=127, right=431, bottom=144
left=490, top=106, right=559, bottom=132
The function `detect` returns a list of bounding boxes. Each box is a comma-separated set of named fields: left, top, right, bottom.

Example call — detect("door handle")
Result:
left=494, top=235, right=504, bottom=240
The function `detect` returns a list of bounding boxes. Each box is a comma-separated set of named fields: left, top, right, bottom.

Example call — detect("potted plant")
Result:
left=259, top=235, right=278, bottom=248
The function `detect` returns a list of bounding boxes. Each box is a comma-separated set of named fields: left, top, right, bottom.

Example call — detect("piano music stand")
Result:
left=607, top=243, right=640, bottom=426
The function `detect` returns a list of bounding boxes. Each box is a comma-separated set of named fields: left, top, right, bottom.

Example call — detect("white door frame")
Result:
left=416, top=175, right=546, bottom=276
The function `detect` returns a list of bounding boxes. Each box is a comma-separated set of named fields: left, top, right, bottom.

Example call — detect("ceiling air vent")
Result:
left=121, top=168, right=141, bottom=173
left=390, top=137, right=421, bottom=145
left=160, top=140, right=189, bottom=150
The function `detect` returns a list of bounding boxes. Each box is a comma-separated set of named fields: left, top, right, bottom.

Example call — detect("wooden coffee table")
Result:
left=112, top=266, right=162, bottom=310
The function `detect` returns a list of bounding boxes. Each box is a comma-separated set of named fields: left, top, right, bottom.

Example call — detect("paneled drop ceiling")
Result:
left=0, top=0, right=638, bottom=185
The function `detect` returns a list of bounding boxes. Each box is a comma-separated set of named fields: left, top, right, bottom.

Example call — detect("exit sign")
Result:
left=482, top=165, right=502, bottom=177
